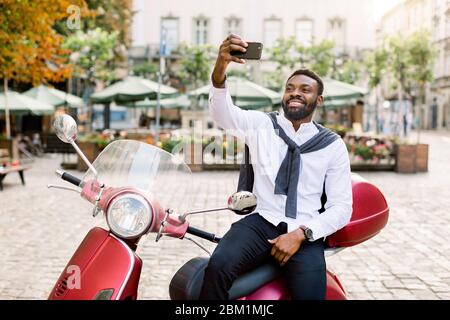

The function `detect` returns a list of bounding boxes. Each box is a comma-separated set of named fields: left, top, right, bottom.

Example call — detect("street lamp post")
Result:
left=155, top=27, right=167, bottom=144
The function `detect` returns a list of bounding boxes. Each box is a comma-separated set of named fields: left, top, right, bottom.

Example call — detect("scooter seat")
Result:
left=169, top=257, right=282, bottom=300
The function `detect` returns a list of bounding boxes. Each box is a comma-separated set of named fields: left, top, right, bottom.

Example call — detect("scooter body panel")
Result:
left=48, top=227, right=142, bottom=300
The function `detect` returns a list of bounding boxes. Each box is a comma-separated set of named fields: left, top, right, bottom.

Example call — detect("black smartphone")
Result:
left=230, top=42, right=263, bottom=60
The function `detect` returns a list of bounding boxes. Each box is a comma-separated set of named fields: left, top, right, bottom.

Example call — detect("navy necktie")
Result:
left=267, top=113, right=340, bottom=218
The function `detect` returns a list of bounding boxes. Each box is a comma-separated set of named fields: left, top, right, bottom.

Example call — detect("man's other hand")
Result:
left=268, top=229, right=306, bottom=266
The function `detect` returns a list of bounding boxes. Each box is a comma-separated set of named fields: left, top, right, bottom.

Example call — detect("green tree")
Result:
left=304, top=40, right=335, bottom=77
left=268, top=36, right=297, bottom=71
left=333, top=59, right=362, bottom=85
left=175, top=44, right=214, bottom=91
left=227, top=68, right=252, bottom=80
left=364, top=46, right=389, bottom=133
left=266, top=37, right=335, bottom=90
left=63, top=28, right=118, bottom=83
left=63, top=28, right=118, bottom=130
left=367, top=29, right=437, bottom=138
left=264, top=37, right=297, bottom=91
left=132, top=62, right=159, bottom=80
left=55, top=0, right=132, bottom=63
left=263, top=69, right=285, bottom=92
left=406, top=30, right=437, bottom=140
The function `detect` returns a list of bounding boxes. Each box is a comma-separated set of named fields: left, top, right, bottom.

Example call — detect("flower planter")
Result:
left=415, top=144, right=429, bottom=172
left=77, top=141, right=102, bottom=172
left=394, top=143, right=429, bottom=173
left=395, top=144, right=417, bottom=173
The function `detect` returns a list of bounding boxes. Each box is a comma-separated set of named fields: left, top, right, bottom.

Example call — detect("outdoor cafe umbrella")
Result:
left=133, top=95, right=190, bottom=109
left=23, top=84, right=84, bottom=108
left=323, top=78, right=368, bottom=102
left=188, top=76, right=281, bottom=110
left=0, top=91, right=54, bottom=115
left=90, top=76, right=179, bottom=104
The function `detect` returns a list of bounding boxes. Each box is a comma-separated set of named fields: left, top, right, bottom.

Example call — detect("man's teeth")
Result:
left=289, top=101, right=304, bottom=107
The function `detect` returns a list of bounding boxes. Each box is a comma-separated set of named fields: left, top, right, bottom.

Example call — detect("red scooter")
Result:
left=48, top=115, right=389, bottom=300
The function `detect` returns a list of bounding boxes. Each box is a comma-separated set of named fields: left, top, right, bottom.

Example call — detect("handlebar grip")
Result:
left=186, top=226, right=221, bottom=243
left=60, top=171, right=83, bottom=187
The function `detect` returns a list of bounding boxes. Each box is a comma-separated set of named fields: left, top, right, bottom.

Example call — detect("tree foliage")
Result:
left=377, top=30, right=437, bottom=101
left=54, top=0, right=132, bottom=64
left=363, top=29, right=437, bottom=136
left=132, top=62, right=159, bottom=80
left=265, top=37, right=336, bottom=90
left=333, top=59, right=363, bottom=85
left=175, top=44, right=215, bottom=89
left=0, top=0, right=87, bottom=85
left=407, top=30, right=437, bottom=102
left=364, top=47, right=389, bottom=89
left=63, top=28, right=118, bottom=83
left=303, top=40, right=335, bottom=77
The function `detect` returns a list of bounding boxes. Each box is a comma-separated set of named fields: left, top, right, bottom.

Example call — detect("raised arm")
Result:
left=209, top=34, right=267, bottom=140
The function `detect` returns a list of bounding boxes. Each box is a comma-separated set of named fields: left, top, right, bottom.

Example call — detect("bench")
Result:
left=0, top=164, right=31, bottom=191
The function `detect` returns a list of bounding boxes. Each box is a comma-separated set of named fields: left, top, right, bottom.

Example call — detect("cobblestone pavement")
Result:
left=0, top=131, right=449, bottom=300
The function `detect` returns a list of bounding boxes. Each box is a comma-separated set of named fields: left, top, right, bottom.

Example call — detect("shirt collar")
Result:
left=277, top=113, right=317, bottom=135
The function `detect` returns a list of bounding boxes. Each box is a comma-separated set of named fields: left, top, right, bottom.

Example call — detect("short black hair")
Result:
left=286, top=69, right=324, bottom=96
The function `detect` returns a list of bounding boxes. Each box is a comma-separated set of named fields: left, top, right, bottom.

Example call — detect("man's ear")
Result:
left=317, top=95, right=324, bottom=107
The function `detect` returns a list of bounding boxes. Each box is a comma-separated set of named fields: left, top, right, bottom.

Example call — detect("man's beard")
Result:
left=281, top=98, right=318, bottom=121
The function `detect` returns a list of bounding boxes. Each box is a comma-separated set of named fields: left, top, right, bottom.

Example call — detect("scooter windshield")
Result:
left=83, top=139, right=193, bottom=214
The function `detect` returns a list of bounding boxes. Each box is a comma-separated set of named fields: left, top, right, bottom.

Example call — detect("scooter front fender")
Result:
left=48, top=227, right=142, bottom=300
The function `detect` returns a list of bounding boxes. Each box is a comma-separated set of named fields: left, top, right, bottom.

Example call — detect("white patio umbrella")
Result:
left=0, top=90, right=54, bottom=114
left=23, top=84, right=84, bottom=108
left=1, top=90, right=54, bottom=138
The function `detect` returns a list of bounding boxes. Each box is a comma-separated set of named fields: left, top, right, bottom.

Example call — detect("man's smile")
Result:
left=287, top=98, right=306, bottom=108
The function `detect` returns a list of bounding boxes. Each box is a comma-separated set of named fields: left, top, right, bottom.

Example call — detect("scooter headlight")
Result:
left=106, top=193, right=152, bottom=239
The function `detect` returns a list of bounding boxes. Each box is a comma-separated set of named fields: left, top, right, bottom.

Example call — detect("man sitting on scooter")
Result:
left=199, top=34, right=353, bottom=300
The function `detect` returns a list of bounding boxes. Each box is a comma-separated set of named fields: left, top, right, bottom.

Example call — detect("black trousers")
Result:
left=199, top=213, right=327, bottom=300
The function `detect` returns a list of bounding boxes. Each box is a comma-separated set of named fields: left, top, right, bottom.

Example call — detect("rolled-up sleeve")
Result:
left=305, top=139, right=353, bottom=241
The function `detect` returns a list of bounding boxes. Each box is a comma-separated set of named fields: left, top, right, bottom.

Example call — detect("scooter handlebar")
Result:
left=186, top=226, right=221, bottom=243
left=56, top=170, right=83, bottom=187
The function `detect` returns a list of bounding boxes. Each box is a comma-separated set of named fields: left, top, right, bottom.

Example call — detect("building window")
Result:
left=264, top=18, right=282, bottom=48
left=328, top=17, right=346, bottom=53
left=161, top=17, right=179, bottom=55
left=193, top=16, right=209, bottom=45
left=295, top=19, right=313, bottom=46
left=224, top=16, right=242, bottom=37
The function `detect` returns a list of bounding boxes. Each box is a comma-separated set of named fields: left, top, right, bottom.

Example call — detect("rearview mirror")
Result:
left=53, top=114, right=78, bottom=143
left=227, top=191, right=257, bottom=215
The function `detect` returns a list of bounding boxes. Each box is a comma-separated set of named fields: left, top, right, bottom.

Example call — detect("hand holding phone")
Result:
left=212, top=35, right=259, bottom=87
left=230, top=42, right=263, bottom=60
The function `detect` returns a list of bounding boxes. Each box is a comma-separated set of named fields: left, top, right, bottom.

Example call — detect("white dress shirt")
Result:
left=209, top=84, right=353, bottom=241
